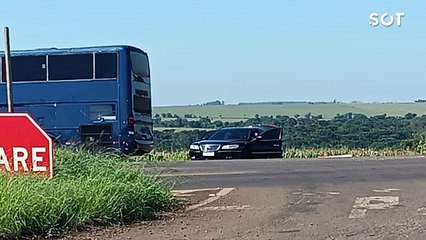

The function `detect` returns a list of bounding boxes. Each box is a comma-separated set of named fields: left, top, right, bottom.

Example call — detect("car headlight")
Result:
left=190, top=144, right=200, bottom=150
left=221, top=144, right=239, bottom=150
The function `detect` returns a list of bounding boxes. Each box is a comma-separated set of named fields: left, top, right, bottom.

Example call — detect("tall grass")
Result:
left=135, top=150, right=189, bottom=162
left=0, top=148, right=176, bottom=239
left=131, top=148, right=423, bottom=162
left=284, top=147, right=419, bottom=159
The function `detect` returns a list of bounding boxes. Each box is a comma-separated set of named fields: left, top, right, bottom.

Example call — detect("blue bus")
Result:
left=0, top=45, right=153, bottom=154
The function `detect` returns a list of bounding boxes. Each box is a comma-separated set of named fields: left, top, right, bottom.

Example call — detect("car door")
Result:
left=250, top=128, right=283, bottom=158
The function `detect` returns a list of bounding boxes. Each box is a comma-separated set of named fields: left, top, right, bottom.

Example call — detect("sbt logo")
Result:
left=369, top=12, right=405, bottom=27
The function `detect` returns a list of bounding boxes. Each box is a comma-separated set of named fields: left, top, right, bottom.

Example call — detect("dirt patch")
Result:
left=57, top=188, right=239, bottom=240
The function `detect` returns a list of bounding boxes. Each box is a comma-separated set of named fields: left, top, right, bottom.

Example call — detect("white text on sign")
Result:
left=0, top=147, right=47, bottom=172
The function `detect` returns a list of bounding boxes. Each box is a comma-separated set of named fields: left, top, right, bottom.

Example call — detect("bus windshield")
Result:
left=130, top=51, right=150, bottom=82
left=130, top=50, right=153, bottom=144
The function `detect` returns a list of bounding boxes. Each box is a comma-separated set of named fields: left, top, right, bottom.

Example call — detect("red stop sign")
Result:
left=0, top=113, right=53, bottom=178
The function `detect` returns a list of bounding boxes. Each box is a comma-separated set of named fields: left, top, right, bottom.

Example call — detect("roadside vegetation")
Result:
left=136, top=150, right=189, bottom=162
left=0, top=148, right=176, bottom=239
left=132, top=147, right=423, bottom=161
left=283, top=148, right=419, bottom=159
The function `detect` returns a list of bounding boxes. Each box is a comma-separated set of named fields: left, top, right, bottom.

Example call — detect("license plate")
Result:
left=203, top=152, right=215, bottom=157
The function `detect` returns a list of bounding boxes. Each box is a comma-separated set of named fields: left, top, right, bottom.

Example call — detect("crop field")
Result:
left=155, top=127, right=215, bottom=132
left=153, top=103, right=426, bottom=121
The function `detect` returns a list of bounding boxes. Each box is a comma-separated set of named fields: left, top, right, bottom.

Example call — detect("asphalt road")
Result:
left=149, top=156, right=426, bottom=239
left=71, top=156, right=426, bottom=240
left=156, top=156, right=426, bottom=189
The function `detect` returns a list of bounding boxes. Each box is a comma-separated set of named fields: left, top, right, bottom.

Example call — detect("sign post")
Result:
left=0, top=113, right=53, bottom=178
left=3, top=27, right=14, bottom=112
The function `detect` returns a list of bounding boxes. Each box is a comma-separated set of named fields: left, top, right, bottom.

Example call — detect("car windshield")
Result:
left=208, top=128, right=251, bottom=140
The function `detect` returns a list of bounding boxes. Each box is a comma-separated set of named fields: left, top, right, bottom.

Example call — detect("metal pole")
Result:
left=3, top=27, right=13, bottom=112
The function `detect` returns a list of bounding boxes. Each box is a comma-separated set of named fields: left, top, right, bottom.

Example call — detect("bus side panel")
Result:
left=11, top=80, right=118, bottom=103
left=117, top=48, right=133, bottom=153
left=1, top=80, right=119, bottom=146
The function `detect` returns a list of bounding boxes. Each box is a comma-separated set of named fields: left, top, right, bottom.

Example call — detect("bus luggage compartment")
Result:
left=79, top=124, right=113, bottom=147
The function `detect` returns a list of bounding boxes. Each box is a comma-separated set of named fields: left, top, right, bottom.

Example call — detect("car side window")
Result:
left=260, top=128, right=282, bottom=140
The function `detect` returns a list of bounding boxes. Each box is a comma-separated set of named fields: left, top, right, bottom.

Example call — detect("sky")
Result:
left=1, top=0, right=425, bottom=106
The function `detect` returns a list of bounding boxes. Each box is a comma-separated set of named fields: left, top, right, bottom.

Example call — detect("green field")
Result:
left=154, top=103, right=426, bottom=121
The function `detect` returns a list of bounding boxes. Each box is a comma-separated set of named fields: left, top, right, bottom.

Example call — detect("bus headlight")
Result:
left=190, top=144, right=200, bottom=150
left=221, top=144, right=239, bottom=150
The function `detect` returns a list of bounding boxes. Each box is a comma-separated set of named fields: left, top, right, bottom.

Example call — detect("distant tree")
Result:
left=404, top=113, right=417, bottom=120
left=204, top=100, right=223, bottom=106
left=213, top=120, right=224, bottom=128
left=305, top=113, right=312, bottom=119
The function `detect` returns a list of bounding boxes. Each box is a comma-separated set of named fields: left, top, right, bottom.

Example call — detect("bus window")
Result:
left=131, top=50, right=151, bottom=116
left=133, top=95, right=151, bottom=114
left=1, top=56, right=47, bottom=82
left=130, top=51, right=150, bottom=83
left=49, top=54, right=93, bottom=80
left=13, top=56, right=47, bottom=82
left=95, top=53, right=117, bottom=79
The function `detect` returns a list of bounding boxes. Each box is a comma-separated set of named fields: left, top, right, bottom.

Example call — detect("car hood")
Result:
left=193, top=140, right=247, bottom=145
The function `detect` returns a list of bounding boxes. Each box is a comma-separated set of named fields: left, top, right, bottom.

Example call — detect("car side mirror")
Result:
left=255, top=135, right=263, bottom=140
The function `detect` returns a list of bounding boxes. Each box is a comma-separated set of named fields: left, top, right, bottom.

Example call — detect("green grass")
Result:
left=134, top=150, right=190, bottom=162
left=284, top=148, right=419, bottom=158
left=130, top=147, right=423, bottom=162
left=0, top=148, right=176, bottom=239
left=154, top=103, right=426, bottom=121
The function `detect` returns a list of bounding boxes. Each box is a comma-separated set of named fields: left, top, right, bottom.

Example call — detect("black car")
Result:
left=189, top=126, right=283, bottom=160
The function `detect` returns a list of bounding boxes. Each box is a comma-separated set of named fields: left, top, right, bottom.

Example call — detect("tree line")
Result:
left=153, top=113, right=426, bottom=151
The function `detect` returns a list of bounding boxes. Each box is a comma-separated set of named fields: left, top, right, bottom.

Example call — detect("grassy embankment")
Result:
left=283, top=147, right=421, bottom=158
left=0, top=148, right=176, bottom=239
left=139, top=149, right=420, bottom=161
